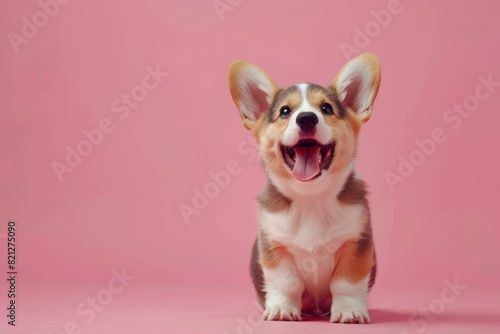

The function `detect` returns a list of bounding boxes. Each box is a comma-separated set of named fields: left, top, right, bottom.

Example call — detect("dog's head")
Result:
left=228, top=53, right=381, bottom=196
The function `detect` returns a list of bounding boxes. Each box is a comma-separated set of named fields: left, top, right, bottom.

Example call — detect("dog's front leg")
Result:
left=261, top=250, right=304, bottom=321
left=329, top=240, right=375, bottom=324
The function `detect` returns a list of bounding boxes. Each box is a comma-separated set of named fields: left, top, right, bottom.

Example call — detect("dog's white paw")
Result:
left=330, top=308, right=370, bottom=324
left=263, top=305, right=302, bottom=321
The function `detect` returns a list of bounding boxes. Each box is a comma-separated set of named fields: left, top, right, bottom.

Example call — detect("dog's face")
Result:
left=229, top=54, right=381, bottom=196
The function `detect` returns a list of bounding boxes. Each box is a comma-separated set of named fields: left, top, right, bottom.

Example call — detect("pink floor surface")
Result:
left=3, top=284, right=498, bottom=334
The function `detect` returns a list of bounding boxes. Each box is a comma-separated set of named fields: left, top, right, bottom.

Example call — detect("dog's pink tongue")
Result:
left=292, top=146, right=321, bottom=181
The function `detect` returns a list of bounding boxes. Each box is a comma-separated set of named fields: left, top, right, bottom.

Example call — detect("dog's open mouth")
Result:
left=281, top=139, right=335, bottom=182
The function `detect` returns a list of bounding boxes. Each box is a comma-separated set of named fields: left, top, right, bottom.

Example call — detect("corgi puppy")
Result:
left=228, top=53, right=381, bottom=324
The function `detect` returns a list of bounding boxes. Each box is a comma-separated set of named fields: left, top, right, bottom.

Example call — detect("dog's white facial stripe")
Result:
left=282, top=83, right=332, bottom=146
left=298, top=83, right=313, bottom=110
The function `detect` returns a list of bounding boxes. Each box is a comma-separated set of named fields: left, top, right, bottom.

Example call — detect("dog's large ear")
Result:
left=331, top=53, right=381, bottom=123
left=228, top=61, right=279, bottom=130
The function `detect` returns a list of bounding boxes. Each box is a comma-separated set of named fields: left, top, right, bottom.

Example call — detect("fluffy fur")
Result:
left=228, top=53, right=381, bottom=324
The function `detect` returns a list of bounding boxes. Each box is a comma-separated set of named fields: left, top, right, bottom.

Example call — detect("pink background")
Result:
left=1, top=0, right=499, bottom=333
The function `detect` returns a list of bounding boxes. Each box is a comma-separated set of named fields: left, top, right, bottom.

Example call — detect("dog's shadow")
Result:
left=301, top=309, right=500, bottom=325
left=369, top=309, right=417, bottom=323
left=371, top=309, right=499, bottom=324
left=300, top=309, right=408, bottom=323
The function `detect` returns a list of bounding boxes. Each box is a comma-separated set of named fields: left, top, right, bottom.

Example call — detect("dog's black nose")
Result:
left=296, top=112, right=318, bottom=131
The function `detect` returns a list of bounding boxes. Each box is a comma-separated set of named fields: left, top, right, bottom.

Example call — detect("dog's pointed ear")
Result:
left=228, top=61, right=279, bottom=130
left=331, top=53, right=381, bottom=123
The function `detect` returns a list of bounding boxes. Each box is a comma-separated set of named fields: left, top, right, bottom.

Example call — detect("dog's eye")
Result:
left=321, top=103, right=333, bottom=115
left=280, top=105, right=291, bottom=118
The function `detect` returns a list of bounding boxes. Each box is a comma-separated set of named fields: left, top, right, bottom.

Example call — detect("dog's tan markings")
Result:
left=250, top=113, right=267, bottom=144
left=268, top=85, right=302, bottom=122
left=257, top=182, right=292, bottom=212
left=337, top=173, right=368, bottom=205
left=307, top=87, right=326, bottom=109
left=346, top=112, right=361, bottom=137
left=332, top=173, right=376, bottom=284
left=285, top=91, right=303, bottom=112
left=266, top=88, right=285, bottom=121
left=306, top=84, right=346, bottom=118
left=259, top=231, right=289, bottom=269
left=331, top=237, right=375, bottom=284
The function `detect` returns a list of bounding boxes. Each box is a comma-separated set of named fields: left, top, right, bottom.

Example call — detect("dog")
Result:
left=228, top=53, right=381, bottom=324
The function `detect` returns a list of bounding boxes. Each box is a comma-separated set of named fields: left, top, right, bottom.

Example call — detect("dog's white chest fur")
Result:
left=261, top=197, right=365, bottom=310
left=261, top=198, right=364, bottom=252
